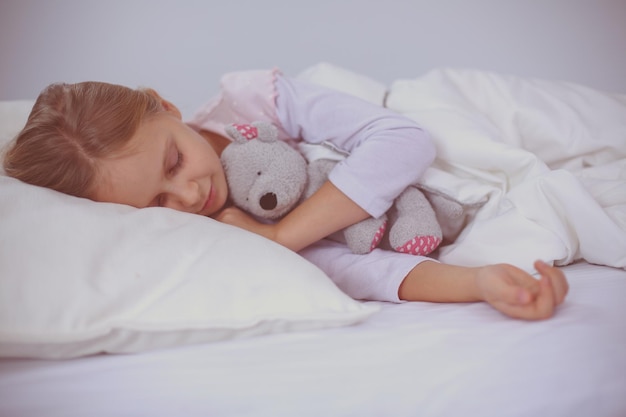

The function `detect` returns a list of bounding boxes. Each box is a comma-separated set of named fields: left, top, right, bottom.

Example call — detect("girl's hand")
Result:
left=213, top=206, right=278, bottom=243
left=216, top=182, right=370, bottom=253
left=475, top=260, right=569, bottom=320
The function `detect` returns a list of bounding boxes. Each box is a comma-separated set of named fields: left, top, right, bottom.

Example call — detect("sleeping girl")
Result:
left=2, top=69, right=568, bottom=320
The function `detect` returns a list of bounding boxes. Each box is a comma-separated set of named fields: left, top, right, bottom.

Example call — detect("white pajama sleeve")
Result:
left=274, top=74, right=435, bottom=218
left=299, top=240, right=436, bottom=302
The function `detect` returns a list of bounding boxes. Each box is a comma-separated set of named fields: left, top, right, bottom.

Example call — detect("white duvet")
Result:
left=379, top=68, right=626, bottom=271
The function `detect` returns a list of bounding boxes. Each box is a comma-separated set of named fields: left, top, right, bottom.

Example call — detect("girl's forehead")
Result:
left=93, top=117, right=169, bottom=207
left=112, top=112, right=182, bottom=163
left=121, top=114, right=169, bottom=155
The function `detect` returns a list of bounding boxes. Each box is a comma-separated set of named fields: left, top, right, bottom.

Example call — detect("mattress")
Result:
left=1, top=261, right=625, bottom=417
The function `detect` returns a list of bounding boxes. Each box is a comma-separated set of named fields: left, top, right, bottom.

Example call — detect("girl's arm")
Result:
left=400, top=260, right=569, bottom=320
left=217, top=74, right=435, bottom=251
left=275, top=75, right=436, bottom=220
left=216, top=181, right=369, bottom=252
left=217, top=200, right=572, bottom=320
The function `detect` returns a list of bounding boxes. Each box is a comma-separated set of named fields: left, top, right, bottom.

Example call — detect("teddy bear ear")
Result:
left=252, top=121, right=279, bottom=143
left=226, top=123, right=264, bottom=144
left=224, top=124, right=250, bottom=144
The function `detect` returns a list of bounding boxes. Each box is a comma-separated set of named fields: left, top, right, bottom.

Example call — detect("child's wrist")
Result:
left=470, top=267, right=487, bottom=302
left=269, top=222, right=295, bottom=251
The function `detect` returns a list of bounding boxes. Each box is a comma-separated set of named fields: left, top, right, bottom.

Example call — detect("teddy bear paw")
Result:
left=343, top=216, right=388, bottom=254
left=369, top=222, right=387, bottom=252
left=395, top=235, right=442, bottom=256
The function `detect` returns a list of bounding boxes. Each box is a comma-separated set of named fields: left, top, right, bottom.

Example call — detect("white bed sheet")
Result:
left=1, top=262, right=625, bottom=417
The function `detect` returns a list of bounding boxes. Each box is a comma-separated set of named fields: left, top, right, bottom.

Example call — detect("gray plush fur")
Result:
left=221, top=121, right=447, bottom=255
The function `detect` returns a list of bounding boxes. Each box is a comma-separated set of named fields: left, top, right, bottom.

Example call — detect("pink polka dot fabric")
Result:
left=396, top=236, right=441, bottom=256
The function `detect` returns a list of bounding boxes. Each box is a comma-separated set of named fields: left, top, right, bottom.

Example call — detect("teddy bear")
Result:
left=220, top=121, right=445, bottom=255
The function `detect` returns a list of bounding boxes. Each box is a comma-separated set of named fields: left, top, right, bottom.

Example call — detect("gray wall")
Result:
left=1, top=0, right=625, bottom=117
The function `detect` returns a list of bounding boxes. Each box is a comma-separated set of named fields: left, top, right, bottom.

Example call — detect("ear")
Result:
left=224, top=124, right=254, bottom=144
left=252, top=121, right=278, bottom=143
left=143, top=88, right=182, bottom=119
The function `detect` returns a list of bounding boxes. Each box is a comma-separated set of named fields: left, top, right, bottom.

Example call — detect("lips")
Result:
left=201, top=186, right=215, bottom=214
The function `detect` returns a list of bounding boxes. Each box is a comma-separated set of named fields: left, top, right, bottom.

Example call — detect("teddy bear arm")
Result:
left=304, top=159, right=336, bottom=200
left=305, top=159, right=387, bottom=254
left=340, top=216, right=388, bottom=254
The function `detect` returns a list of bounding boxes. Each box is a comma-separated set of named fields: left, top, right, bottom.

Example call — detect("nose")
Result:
left=170, top=180, right=200, bottom=211
left=260, top=192, right=277, bottom=210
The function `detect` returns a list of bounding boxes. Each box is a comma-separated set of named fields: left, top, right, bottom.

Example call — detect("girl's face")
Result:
left=93, top=111, right=228, bottom=217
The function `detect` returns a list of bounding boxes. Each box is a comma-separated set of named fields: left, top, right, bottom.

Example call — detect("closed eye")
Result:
left=169, top=151, right=183, bottom=175
left=157, top=151, right=183, bottom=207
left=153, top=138, right=184, bottom=208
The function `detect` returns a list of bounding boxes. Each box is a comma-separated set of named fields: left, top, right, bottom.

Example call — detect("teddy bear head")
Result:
left=221, top=122, right=308, bottom=220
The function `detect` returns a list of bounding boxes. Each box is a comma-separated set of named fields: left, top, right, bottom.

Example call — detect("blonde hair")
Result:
left=3, top=81, right=164, bottom=198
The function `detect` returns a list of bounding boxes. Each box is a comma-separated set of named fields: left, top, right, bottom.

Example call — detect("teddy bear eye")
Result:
left=257, top=171, right=262, bottom=176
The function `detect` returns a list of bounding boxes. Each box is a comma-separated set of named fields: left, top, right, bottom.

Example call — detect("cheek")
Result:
left=199, top=141, right=222, bottom=171
left=205, top=153, right=225, bottom=178
left=186, top=141, right=217, bottom=175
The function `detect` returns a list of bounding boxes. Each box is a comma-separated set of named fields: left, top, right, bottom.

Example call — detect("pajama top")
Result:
left=187, top=68, right=437, bottom=302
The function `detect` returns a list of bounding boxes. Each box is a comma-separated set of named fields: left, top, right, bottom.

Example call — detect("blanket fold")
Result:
left=386, top=68, right=626, bottom=271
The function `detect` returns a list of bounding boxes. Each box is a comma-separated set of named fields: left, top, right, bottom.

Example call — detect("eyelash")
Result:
left=156, top=150, right=183, bottom=207
left=170, top=151, right=183, bottom=175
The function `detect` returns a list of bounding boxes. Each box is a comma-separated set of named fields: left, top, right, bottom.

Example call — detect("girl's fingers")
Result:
left=487, top=261, right=568, bottom=320
left=486, top=266, right=537, bottom=306
left=493, top=277, right=532, bottom=305
left=501, top=274, right=555, bottom=320
left=533, top=274, right=556, bottom=319
left=549, top=271, right=569, bottom=305
left=534, top=260, right=569, bottom=305
left=515, top=288, right=532, bottom=305
left=504, top=265, right=540, bottom=297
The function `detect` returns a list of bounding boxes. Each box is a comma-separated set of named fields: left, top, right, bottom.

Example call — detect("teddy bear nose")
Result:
left=260, top=192, right=278, bottom=210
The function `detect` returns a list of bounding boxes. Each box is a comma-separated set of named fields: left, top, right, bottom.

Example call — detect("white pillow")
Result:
left=297, top=62, right=387, bottom=105
left=0, top=101, right=377, bottom=359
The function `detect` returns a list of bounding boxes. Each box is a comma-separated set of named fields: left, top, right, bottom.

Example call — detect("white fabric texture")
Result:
left=1, top=262, right=624, bottom=417
left=385, top=69, right=626, bottom=271
left=297, top=61, right=388, bottom=104
left=0, top=101, right=376, bottom=359
left=297, top=63, right=626, bottom=271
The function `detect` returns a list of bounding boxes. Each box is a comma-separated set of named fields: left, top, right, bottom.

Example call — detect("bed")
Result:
left=1, top=64, right=625, bottom=417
